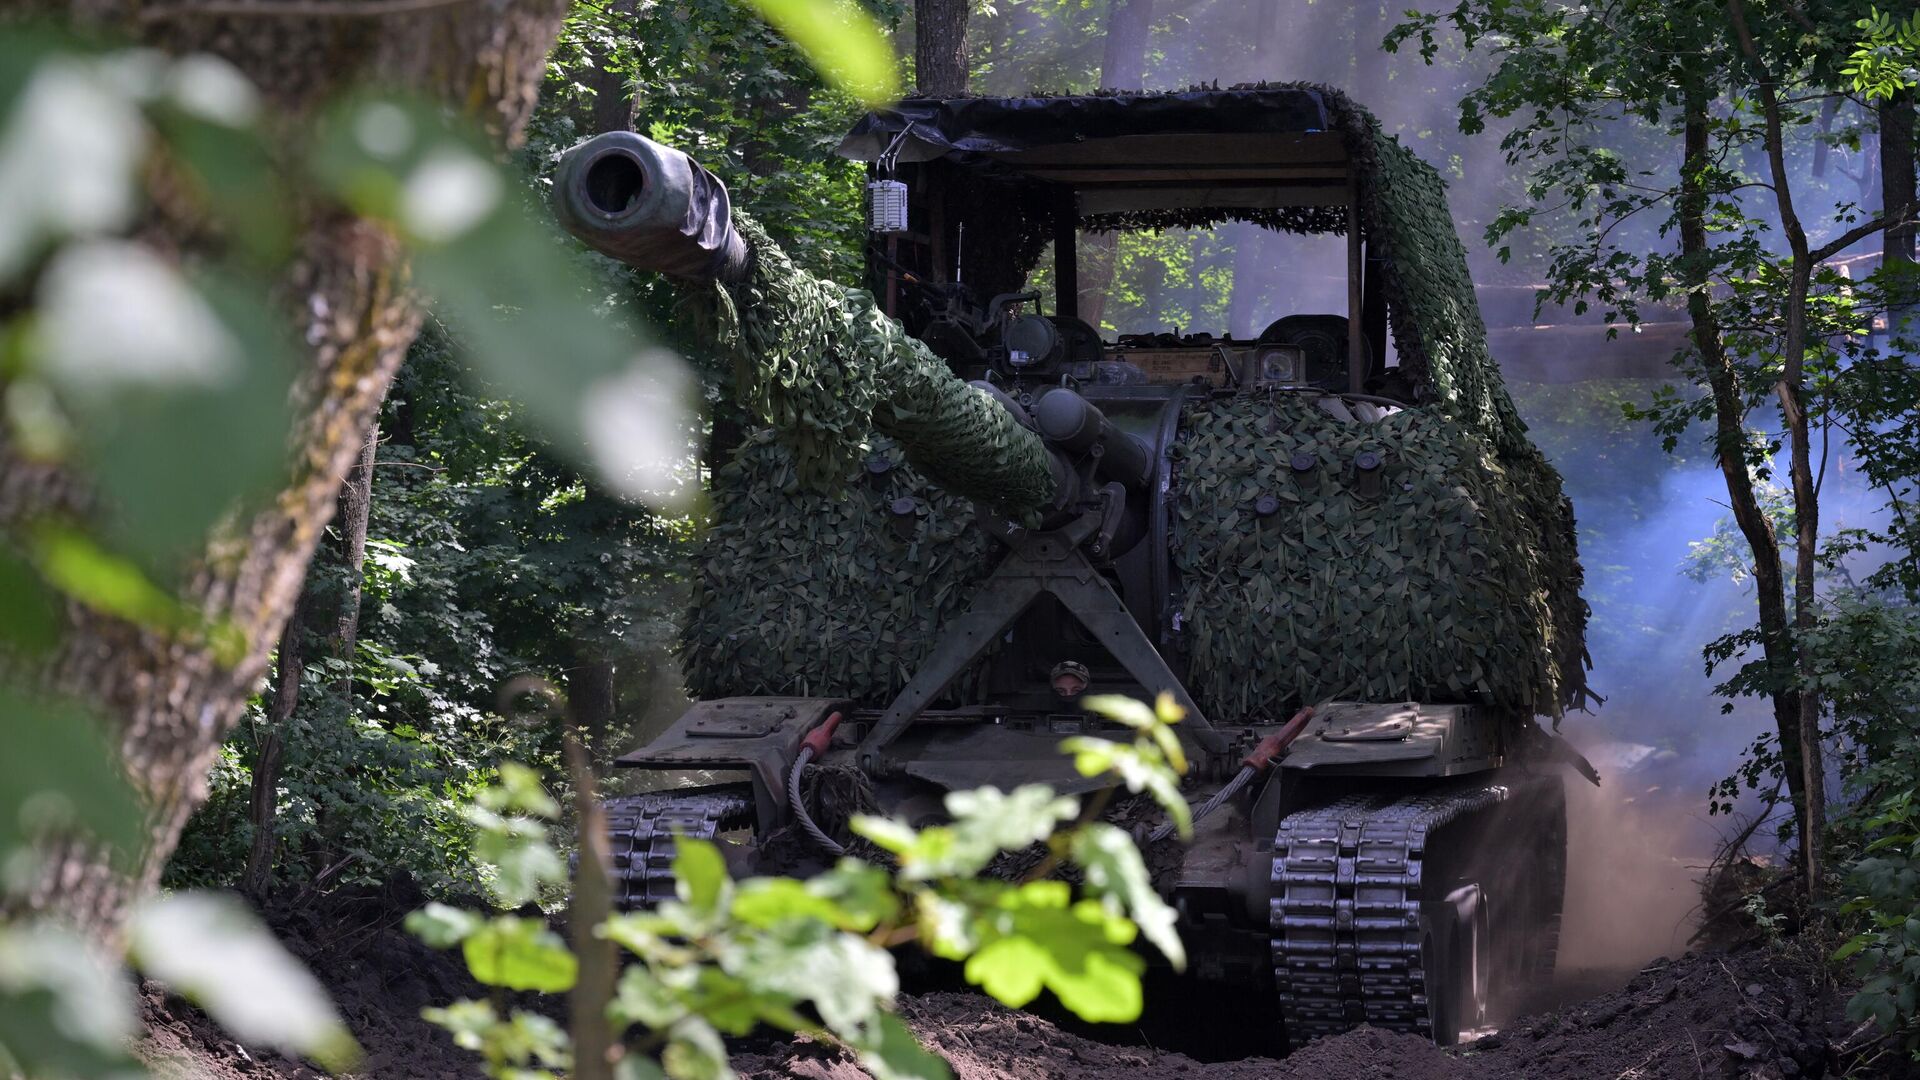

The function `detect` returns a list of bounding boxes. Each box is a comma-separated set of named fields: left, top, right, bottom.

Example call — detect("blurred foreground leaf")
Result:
left=130, top=893, right=360, bottom=1072
left=0, top=690, right=144, bottom=869
left=314, top=98, right=699, bottom=512
left=35, top=246, right=296, bottom=564
left=461, top=916, right=578, bottom=993
left=736, top=0, right=901, bottom=105
left=0, top=922, right=140, bottom=1080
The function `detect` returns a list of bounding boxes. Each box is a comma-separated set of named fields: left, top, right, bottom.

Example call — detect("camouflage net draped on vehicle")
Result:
left=679, top=434, right=1000, bottom=702
left=681, top=215, right=1056, bottom=516
left=675, top=86, right=1588, bottom=718
left=1172, top=394, right=1574, bottom=720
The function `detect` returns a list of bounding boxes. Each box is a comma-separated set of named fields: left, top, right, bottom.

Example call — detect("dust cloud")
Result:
left=1554, top=769, right=1704, bottom=973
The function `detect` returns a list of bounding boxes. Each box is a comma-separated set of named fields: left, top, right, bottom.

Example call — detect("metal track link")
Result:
left=1269, top=785, right=1509, bottom=1044
left=602, top=790, right=753, bottom=909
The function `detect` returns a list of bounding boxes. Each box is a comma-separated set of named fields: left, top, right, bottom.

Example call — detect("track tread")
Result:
left=1269, top=785, right=1509, bottom=1044
left=603, top=790, right=753, bottom=908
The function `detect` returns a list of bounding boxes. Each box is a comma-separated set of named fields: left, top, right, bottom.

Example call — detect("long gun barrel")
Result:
left=554, top=132, right=750, bottom=282
left=552, top=132, right=1068, bottom=519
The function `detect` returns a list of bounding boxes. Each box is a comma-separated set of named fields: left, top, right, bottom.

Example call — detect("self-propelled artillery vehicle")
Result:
left=553, top=85, right=1598, bottom=1047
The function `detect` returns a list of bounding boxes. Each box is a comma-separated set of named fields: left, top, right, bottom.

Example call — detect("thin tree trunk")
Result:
left=243, top=588, right=308, bottom=902
left=333, top=423, right=378, bottom=702
left=9, top=0, right=570, bottom=938
left=1680, top=89, right=1806, bottom=825
left=566, top=689, right=615, bottom=1080
left=1728, top=0, right=1829, bottom=899
left=1350, top=0, right=1387, bottom=95
left=914, top=0, right=969, bottom=96
left=1883, top=89, right=1916, bottom=327
left=1076, top=0, right=1159, bottom=330
left=1100, top=0, right=1155, bottom=91
left=585, top=0, right=641, bottom=134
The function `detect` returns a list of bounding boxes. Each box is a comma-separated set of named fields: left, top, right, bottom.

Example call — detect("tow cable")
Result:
left=789, top=711, right=847, bottom=855
left=1149, top=706, right=1315, bottom=843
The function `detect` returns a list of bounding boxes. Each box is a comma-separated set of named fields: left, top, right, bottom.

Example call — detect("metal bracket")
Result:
left=856, top=516, right=1229, bottom=770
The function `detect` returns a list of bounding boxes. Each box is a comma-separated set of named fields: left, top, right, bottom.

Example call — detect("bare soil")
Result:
left=139, top=884, right=1911, bottom=1080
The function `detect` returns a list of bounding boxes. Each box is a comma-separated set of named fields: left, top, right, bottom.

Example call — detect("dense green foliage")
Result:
left=0, top=24, right=686, bottom=1074
left=409, top=695, right=1193, bottom=1080
left=1395, top=0, right=1920, bottom=1052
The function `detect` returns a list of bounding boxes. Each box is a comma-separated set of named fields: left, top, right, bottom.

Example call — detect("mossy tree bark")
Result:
left=914, top=0, right=970, bottom=96
left=5, top=0, right=569, bottom=936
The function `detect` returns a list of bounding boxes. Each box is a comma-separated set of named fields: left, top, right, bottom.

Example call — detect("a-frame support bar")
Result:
left=857, top=529, right=1227, bottom=768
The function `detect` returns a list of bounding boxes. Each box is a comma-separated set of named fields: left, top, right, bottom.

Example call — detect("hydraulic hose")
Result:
left=1149, top=706, right=1316, bottom=843
left=788, top=712, right=847, bottom=856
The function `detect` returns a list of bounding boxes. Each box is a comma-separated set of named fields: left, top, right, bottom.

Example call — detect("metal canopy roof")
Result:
left=837, top=88, right=1351, bottom=217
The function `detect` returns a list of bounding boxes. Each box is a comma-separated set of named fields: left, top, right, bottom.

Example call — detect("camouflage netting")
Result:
left=675, top=87, right=1589, bottom=719
left=1172, top=395, right=1571, bottom=719
left=682, top=215, right=1055, bottom=515
left=679, top=434, right=1000, bottom=702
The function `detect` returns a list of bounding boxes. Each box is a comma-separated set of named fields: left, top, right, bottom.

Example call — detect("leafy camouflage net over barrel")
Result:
left=1172, top=395, right=1574, bottom=720
left=682, top=215, right=1055, bottom=515
left=679, top=433, right=998, bottom=702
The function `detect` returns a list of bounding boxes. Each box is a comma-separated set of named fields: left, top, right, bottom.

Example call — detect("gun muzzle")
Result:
left=552, top=131, right=750, bottom=282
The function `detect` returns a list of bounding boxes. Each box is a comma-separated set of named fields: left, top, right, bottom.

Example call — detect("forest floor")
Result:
left=135, top=880, right=1915, bottom=1080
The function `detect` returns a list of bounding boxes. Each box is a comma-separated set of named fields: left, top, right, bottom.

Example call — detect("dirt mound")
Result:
left=138, top=880, right=487, bottom=1080
left=137, top=883, right=1897, bottom=1080
left=734, top=992, right=1465, bottom=1080
left=1465, top=945, right=1880, bottom=1080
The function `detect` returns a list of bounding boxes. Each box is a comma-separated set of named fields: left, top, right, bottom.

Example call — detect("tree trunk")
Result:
left=1100, top=0, right=1155, bottom=92
left=243, top=588, right=308, bottom=902
left=9, top=0, right=570, bottom=938
left=1728, top=0, right=1835, bottom=899
left=585, top=0, right=641, bottom=135
left=569, top=657, right=618, bottom=741
left=1883, top=90, right=1916, bottom=327
left=1076, top=0, right=1159, bottom=330
left=1350, top=0, right=1387, bottom=96
left=332, top=423, right=378, bottom=702
left=914, top=0, right=970, bottom=96
left=1679, top=90, right=1806, bottom=825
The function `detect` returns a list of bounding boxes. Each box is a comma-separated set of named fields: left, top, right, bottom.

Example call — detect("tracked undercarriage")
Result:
left=554, top=84, right=1598, bottom=1048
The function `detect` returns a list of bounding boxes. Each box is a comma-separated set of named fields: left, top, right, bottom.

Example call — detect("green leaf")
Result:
left=1081, top=694, right=1157, bottom=731
left=1061, top=738, right=1190, bottom=839
left=479, top=763, right=561, bottom=819
left=726, top=920, right=896, bottom=1035
left=130, top=893, right=360, bottom=1072
left=0, top=690, right=144, bottom=868
left=0, top=921, right=139, bottom=1075
left=962, top=881, right=1145, bottom=1023
left=673, top=837, right=731, bottom=916
left=735, top=0, right=900, bottom=106
left=461, top=916, right=578, bottom=993
left=0, top=553, right=59, bottom=653
left=1071, top=823, right=1184, bottom=970
left=851, top=1011, right=950, bottom=1080
left=850, top=815, right=919, bottom=855
left=465, top=805, right=566, bottom=909
left=617, top=1055, right=670, bottom=1080
left=405, top=902, right=485, bottom=949
left=601, top=910, right=677, bottom=956
left=661, top=1015, right=734, bottom=1080
left=36, top=250, right=296, bottom=565
left=30, top=524, right=188, bottom=631
left=610, top=965, right=682, bottom=1030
